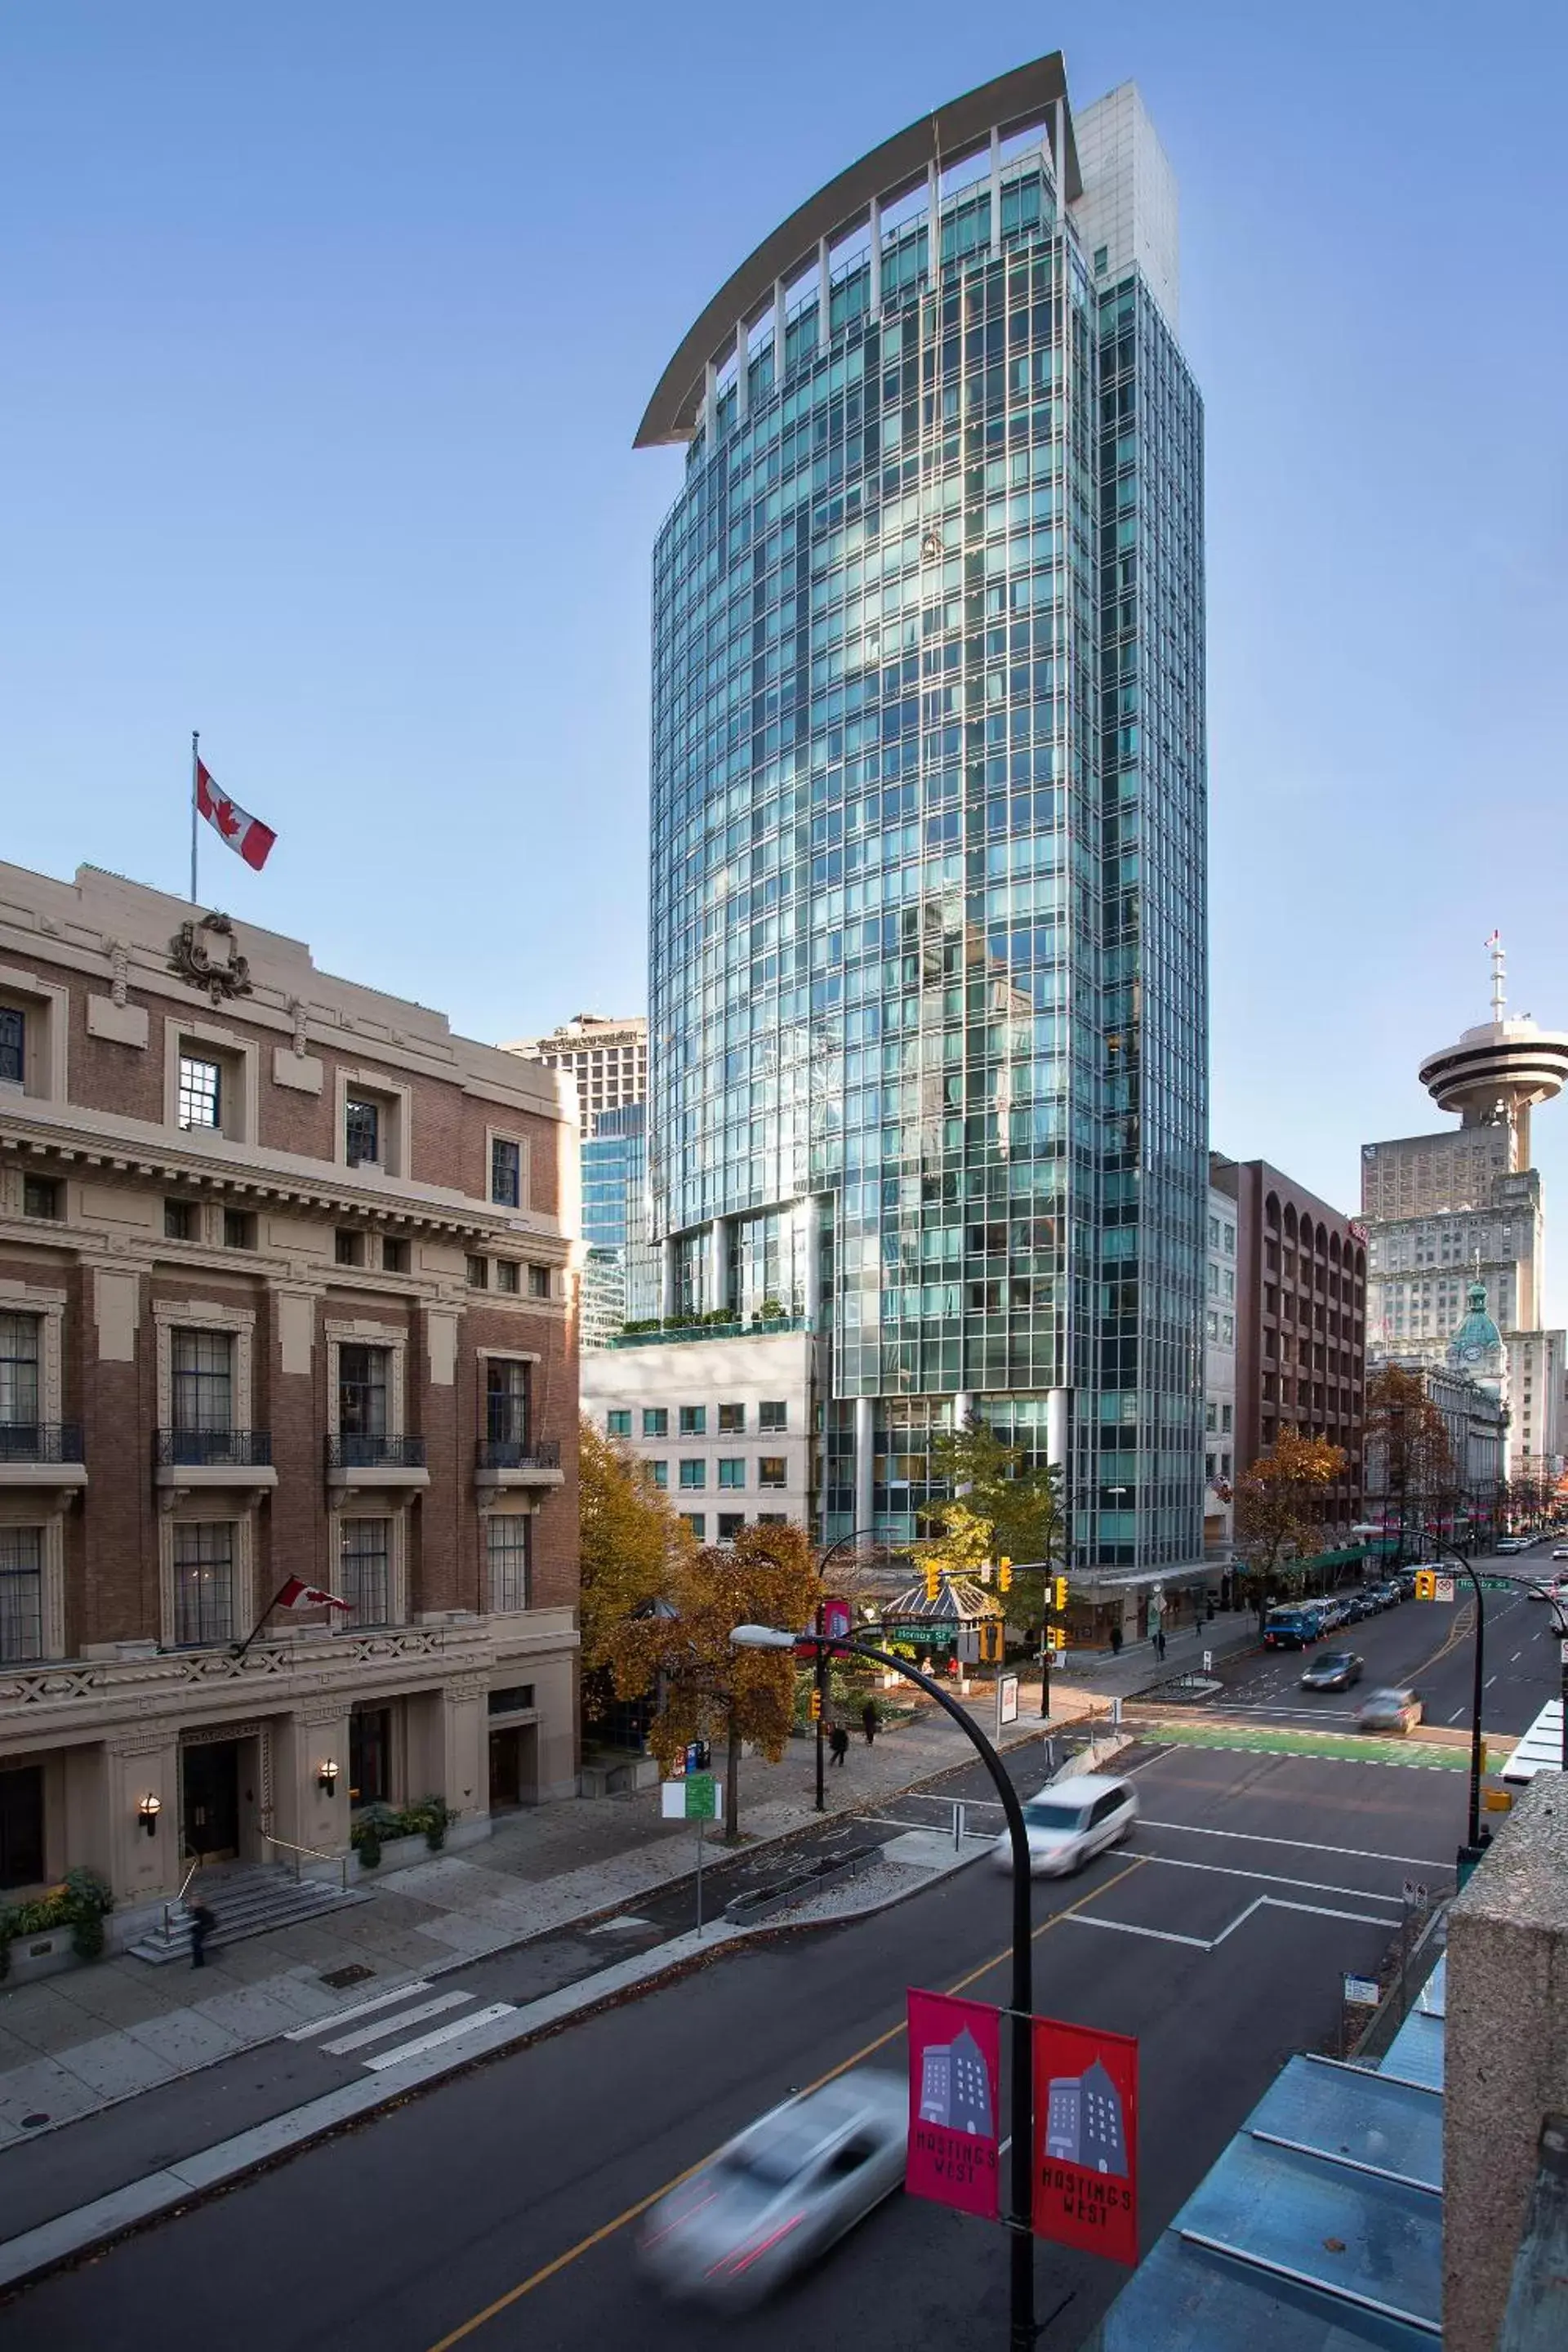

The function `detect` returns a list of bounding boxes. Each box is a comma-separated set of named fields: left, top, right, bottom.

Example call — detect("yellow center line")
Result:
left=425, top=1855, right=1149, bottom=2350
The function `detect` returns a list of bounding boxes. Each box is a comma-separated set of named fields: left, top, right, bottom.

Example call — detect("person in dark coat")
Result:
left=1154, top=1626, right=1167, bottom=1662
left=1108, top=1622, right=1124, bottom=1656
left=862, top=1700, right=879, bottom=1746
left=828, top=1724, right=850, bottom=1768
left=189, top=1899, right=216, bottom=1970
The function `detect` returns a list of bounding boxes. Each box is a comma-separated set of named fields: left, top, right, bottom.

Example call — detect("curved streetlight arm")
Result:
left=795, top=1628, right=1037, bottom=2350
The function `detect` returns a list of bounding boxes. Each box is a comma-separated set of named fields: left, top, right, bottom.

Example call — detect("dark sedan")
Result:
left=1299, top=1650, right=1364, bottom=1691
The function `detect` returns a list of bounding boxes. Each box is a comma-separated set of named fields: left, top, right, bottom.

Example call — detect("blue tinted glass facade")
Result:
left=644, top=82, right=1205, bottom=1567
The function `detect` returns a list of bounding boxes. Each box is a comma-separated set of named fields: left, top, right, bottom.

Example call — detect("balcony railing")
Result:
left=477, top=1437, right=562, bottom=1472
left=326, top=1433, right=428, bottom=1470
left=0, top=1422, right=84, bottom=1464
left=155, top=1429, right=273, bottom=1468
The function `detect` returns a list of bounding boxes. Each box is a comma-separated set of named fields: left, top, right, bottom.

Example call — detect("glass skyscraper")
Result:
left=637, top=58, right=1206, bottom=1570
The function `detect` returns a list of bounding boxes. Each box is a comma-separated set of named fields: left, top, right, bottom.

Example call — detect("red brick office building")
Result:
left=1210, top=1154, right=1367, bottom=1539
left=0, top=862, right=579, bottom=1935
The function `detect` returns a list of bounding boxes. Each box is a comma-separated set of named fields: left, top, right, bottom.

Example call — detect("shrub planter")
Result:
left=5, top=1927, right=83, bottom=1984
left=349, top=1831, right=429, bottom=1882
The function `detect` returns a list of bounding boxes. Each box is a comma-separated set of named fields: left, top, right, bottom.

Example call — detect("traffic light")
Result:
left=924, top=1563, right=941, bottom=1602
left=1053, top=1576, right=1068, bottom=1615
left=1414, top=1569, right=1436, bottom=1601
left=997, top=1557, right=1013, bottom=1592
left=808, top=1687, right=822, bottom=1721
left=978, top=1619, right=1004, bottom=1664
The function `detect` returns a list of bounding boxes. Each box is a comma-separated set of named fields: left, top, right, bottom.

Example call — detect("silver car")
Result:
left=637, top=2070, right=906, bottom=2310
left=991, top=1773, right=1138, bottom=1878
left=1357, top=1686, right=1423, bottom=1735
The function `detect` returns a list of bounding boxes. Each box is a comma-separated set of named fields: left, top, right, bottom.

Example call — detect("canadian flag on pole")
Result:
left=195, top=756, right=277, bottom=871
left=275, top=1577, right=351, bottom=1613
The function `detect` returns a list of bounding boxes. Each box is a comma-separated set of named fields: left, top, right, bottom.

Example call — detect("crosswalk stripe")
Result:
left=363, top=2002, right=515, bottom=2071
left=320, top=1992, right=476, bottom=2056
left=285, top=1980, right=433, bottom=2040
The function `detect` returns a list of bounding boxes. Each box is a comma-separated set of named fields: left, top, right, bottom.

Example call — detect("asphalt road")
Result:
left=1, top=1739, right=1463, bottom=2352
left=1196, top=1550, right=1566, bottom=1740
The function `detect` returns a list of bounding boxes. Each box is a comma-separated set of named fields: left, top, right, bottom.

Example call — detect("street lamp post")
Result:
left=734, top=1623, right=1038, bottom=2352
left=1432, top=1542, right=1489, bottom=1857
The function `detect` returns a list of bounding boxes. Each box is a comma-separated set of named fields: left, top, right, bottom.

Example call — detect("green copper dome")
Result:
left=1448, top=1279, right=1503, bottom=1373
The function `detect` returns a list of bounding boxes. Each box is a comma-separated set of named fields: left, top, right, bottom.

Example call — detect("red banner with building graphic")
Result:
left=1032, top=2016, right=1139, bottom=2264
left=906, top=1989, right=1002, bottom=2219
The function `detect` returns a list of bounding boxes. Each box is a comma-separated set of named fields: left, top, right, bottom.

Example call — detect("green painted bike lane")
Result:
left=1135, top=1717, right=1469, bottom=1770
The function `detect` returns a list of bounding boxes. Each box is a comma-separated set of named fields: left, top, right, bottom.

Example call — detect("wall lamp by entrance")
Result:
left=137, top=1793, right=161, bottom=1838
left=317, top=1760, right=340, bottom=1797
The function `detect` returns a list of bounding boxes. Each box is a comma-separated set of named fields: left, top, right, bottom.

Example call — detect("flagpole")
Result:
left=190, top=729, right=200, bottom=905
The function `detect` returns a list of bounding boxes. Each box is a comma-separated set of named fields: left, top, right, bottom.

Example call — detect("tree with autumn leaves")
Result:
left=579, top=1421, right=821, bottom=1842
left=1231, top=1428, right=1349, bottom=1628
left=920, top=1416, right=1068, bottom=1635
left=599, top=1521, right=821, bottom=1842
left=1364, top=1365, right=1457, bottom=1561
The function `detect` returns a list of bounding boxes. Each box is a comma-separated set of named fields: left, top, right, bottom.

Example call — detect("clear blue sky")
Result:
left=4, top=3, right=1566, bottom=1303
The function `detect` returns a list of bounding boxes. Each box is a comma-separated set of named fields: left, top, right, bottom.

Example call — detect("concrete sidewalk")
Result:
left=0, top=1673, right=1112, bottom=2148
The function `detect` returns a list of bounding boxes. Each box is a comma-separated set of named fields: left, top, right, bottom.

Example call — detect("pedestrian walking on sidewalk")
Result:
left=1155, top=1626, right=1167, bottom=1663
left=188, top=1899, right=215, bottom=1970
left=862, top=1700, right=879, bottom=1746
left=829, top=1724, right=849, bottom=1768
left=1109, top=1623, right=1124, bottom=1657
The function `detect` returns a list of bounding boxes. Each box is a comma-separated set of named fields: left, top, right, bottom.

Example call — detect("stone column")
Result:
left=104, top=1729, right=180, bottom=1909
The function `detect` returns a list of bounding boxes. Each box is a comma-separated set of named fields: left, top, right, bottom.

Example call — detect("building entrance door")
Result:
left=182, top=1741, right=241, bottom=1860
left=0, top=1765, right=45, bottom=1889
left=488, top=1725, right=536, bottom=1812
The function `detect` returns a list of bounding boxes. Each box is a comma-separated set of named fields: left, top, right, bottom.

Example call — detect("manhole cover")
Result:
left=320, top=1962, right=375, bottom=1990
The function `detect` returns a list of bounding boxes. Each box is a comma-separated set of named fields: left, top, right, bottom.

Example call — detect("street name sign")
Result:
left=906, top=1989, right=1002, bottom=2219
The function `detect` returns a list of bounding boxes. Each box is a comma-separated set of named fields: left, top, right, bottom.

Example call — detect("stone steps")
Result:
left=127, top=1863, right=368, bottom=1965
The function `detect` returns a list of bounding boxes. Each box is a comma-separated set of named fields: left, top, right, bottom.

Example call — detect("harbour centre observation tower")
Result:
left=635, top=56, right=1208, bottom=1571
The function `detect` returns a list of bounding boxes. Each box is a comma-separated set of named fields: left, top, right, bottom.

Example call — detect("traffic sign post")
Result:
left=662, top=1773, right=720, bottom=1937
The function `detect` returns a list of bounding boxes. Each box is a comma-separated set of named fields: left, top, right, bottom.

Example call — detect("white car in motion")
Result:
left=991, top=1773, right=1138, bottom=1878
left=637, top=2070, right=906, bottom=2310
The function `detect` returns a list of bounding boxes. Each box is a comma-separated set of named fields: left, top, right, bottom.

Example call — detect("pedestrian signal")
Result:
left=978, top=1620, right=1004, bottom=1664
left=1414, top=1570, right=1436, bottom=1601
left=808, top=1688, right=822, bottom=1721
left=924, top=1563, right=941, bottom=1601
left=1052, top=1576, right=1068, bottom=1615
left=998, top=1558, right=1013, bottom=1592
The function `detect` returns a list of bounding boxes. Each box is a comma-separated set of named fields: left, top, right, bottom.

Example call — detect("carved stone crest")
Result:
left=169, top=911, right=253, bottom=1005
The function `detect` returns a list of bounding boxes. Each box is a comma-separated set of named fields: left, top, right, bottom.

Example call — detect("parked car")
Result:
left=1497, top=1536, right=1528, bottom=1554
left=1263, top=1606, right=1319, bottom=1650
left=1357, top=1686, right=1424, bottom=1735
left=1300, top=1650, right=1364, bottom=1691
left=991, top=1774, right=1138, bottom=1878
left=638, top=2070, right=906, bottom=2310
left=1551, top=1546, right=1568, bottom=1562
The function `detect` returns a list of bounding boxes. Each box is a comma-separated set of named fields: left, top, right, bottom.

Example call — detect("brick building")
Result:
left=1210, top=1154, right=1367, bottom=1539
left=0, top=862, right=580, bottom=1936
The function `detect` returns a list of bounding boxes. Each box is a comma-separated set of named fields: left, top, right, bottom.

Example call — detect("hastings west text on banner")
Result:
left=1032, top=2015, right=1139, bottom=2265
left=906, top=1989, right=1002, bottom=2219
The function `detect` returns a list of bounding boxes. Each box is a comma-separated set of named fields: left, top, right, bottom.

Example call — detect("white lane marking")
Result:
left=1448, top=1709, right=1466, bottom=1724
left=285, top=1980, right=432, bottom=2039
left=363, top=2002, right=514, bottom=2071
left=1062, top=1892, right=1391, bottom=1954
left=320, top=1991, right=475, bottom=2056
left=1066, top=1915, right=1211, bottom=1949
left=1485, top=1677, right=1498, bottom=1690
left=1138, top=1820, right=1451, bottom=1870
left=1137, top=1851, right=1407, bottom=1905
left=1510, top=1651, right=1522, bottom=1664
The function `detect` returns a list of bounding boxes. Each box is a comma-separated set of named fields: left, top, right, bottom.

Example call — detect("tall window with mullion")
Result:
left=171, top=1329, right=234, bottom=1460
left=486, top=1513, right=531, bottom=1614
left=177, top=1054, right=222, bottom=1131
left=172, top=1522, right=234, bottom=1645
left=491, top=1137, right=521, bottom=1208
left=0, top=1006, right=23, bottom=1086
left=338, top=1344, right=390, bottom=1463
left=0, top=1314, right=41, bottom=1453
left=345, top=1094, right=381, bottom=1169
left=339, top=1518, right=391, bottom=1628
left=485, top=1358, right=530, bottom=1463
left=0, top=1528, right=43, bottom=1662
